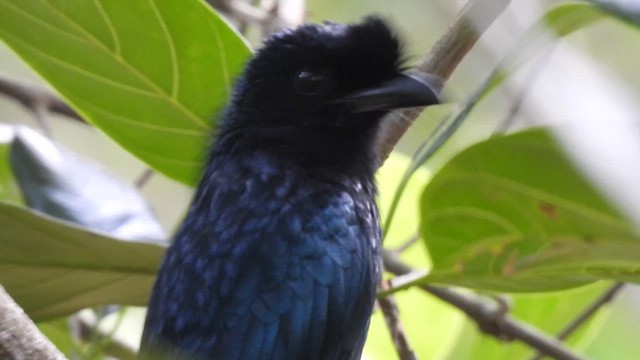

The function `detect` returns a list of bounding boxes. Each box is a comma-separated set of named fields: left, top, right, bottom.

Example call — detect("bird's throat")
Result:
left=214, top=122, right=381, bottom=179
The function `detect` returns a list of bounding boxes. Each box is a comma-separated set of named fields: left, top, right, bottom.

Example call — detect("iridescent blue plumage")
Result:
left=143, top=147, right=380, bottom=359
left=141, top=16, right=439, bottom=360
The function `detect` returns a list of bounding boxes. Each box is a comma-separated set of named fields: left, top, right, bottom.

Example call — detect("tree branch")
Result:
left=382, top=251, right=586, bottom=360
left=378, top=280, right=418, bottom=360
left=530, top=282, right=624, bottom=360
left=0, top=73, right=83, bottom=123
left=206, top=0, right=303, bottom=35
left=377, top=0, right=513, bottom=162
left=556, top=282, right=623, bottom=341
left=0, top=285, right=66, bottom=360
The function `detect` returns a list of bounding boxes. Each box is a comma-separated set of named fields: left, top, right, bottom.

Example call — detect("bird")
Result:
left=140, top=16, right=440, bottom=360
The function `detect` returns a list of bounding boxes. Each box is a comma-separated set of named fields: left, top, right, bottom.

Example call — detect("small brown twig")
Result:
left=530, top=282, right=624, bottom=360
left=135, top=168, right=156, bottom=189
left=378, top=279, right=418, bottom=360
left=390, top=234, right=420, bottom=254
left=0, top=73, right=83, bottom=123
left=556, top=282, right=624, bottom=341
left=382, top=250, right=586, bottom=360
left=32, top=102, right=54, bottom=138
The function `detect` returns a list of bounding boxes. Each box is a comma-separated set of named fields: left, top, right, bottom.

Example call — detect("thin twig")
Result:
left=135, top=168, right=155, bottom=189
left=390, top=234, right=420, bottom=254
left=377, top=0, right=513, bottom=162
left=0, top=73, right=83, bottom=123
left=378, top=280, right=418, bottom=360
left=556, top=282, right=624, bottom=341
left=530, top=282, right=624, bottom=360
left=492, top=43, right=556, bottom=135
left=0, top=285, right=67, bottom=360
left=32, top=102, right=54, bottom=139
left=73, top=310, right=138, bottom=360
left=382, top=250, right=586, bottom=360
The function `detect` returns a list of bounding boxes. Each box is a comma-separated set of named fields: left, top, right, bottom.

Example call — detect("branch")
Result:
left=0, top=285, right=67, bottom=360
left=389, top=233, right=420, bottom=254
left=377, top=0, right=513, bottom=162
left=72, top=309, right=138, bottom=360
left=382, top=251, right=586, bottom=360
left=530, top=282, right=624, bottom=360
left=206, top=0, right=304, bottom=35
left=378, top=280, right=418, bottom=360
left=135, top=168, right=155, bottom=189
left=0, top=73, right=83, bottom=123
left=556, top=282, right=623, bottom=341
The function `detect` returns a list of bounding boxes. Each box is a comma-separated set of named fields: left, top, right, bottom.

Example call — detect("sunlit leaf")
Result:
left=0, top=202, right=165, bottom=321
left=418, top=128, right=640, bottom=292
left=0, top=0, right=251, bottom=184
left=37, top=317, right=75, bottom=356
left=543, top=2, right=607, bottom=37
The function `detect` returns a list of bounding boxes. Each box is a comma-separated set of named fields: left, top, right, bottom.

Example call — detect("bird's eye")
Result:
left=294, top=69, right=333, bottom=96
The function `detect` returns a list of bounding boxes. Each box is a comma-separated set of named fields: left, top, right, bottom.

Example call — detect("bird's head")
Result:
left=218, top=17, right=440, bottom=173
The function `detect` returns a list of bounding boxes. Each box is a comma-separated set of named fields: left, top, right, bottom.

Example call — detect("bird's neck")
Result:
left=210, top=124, right=381, bottom=180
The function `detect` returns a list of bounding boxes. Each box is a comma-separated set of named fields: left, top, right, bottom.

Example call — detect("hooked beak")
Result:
left=341, top=72, right=442, bottom=113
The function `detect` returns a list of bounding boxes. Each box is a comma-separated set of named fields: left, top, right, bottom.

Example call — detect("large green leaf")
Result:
left=0, top=201, right=165, bottom=321
left=0, top=0, right=251, bottom=185
left=418, top=128, right=640, bottom=292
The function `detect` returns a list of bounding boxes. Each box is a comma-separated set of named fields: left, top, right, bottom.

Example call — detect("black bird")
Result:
left=141, top=17, right=440, bottom=360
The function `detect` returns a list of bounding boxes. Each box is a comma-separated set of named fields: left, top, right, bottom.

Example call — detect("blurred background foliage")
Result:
left=1, top=0, right=640, bottom=359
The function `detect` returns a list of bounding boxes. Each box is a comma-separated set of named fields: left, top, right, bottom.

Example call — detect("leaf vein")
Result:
left=37, top=0, right=209, bottom=129
left=148, top=0, right=179, bottom=98
left=93, top=0, right=121, bottom=55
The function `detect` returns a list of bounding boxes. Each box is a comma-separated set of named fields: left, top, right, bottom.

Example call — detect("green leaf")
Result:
left=37, top=317, right=76, bottom=356
left=0, top=0, right=251, bottom=185
left=0, top=201, right=165, bottom=321
left=543, top=2, right=607, bottom=37
left=418, top=128, right=640, bottom=292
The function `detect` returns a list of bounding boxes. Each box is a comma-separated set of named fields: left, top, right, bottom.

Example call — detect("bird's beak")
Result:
left=342, top=72, right=442, bottom=113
